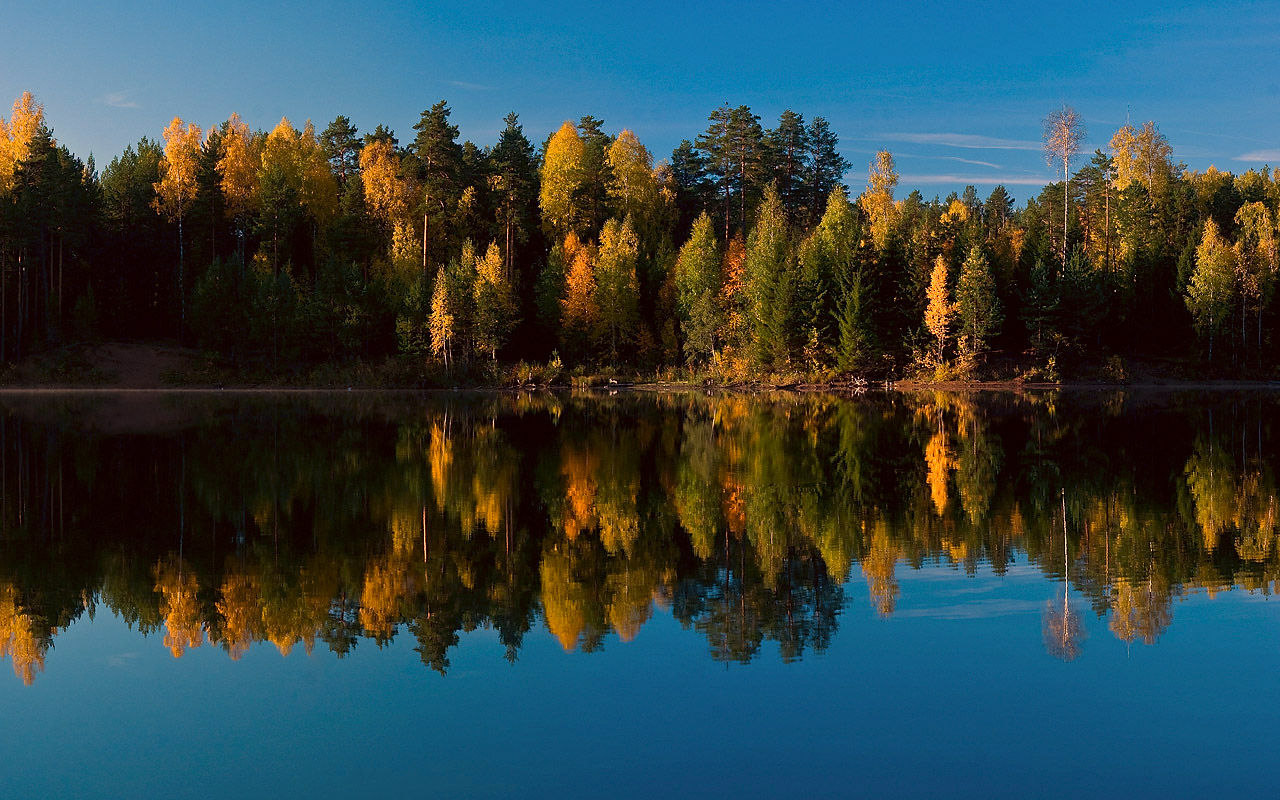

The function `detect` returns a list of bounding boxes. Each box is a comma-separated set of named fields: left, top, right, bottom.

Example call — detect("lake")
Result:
left=1, top=388, right=1277, bottom=798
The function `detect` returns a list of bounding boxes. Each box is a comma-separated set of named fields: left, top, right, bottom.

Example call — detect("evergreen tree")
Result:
left=489, top=112, right=537, bottom=278
left=320, top=116, right=361, bottom=185
left=766, top=110, right=809, bottom=225
left=955, top=246, right=1002, bottom=366
left=410, top=100, right=464, bottom=271
left=806, top=117, right=850, bottom=228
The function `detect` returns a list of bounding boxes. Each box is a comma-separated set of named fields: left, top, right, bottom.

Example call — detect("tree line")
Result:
left=2, top=92, right=1278, bottom=378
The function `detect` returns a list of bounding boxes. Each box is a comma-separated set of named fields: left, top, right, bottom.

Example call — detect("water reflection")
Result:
left=0, top=389, right=1277, bottom=683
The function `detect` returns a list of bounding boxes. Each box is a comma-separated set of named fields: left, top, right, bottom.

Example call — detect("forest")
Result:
left=1, top=92, right=1277, bottom=382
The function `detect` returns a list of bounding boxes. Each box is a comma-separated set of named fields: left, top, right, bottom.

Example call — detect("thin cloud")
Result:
left=1236, top=149, right=1280, bottom=162
left=101, top=92, right=140, bottom=109
left=446, top=80, right=494, bottom=92
left=899, top=173, right=1047, bottom=186
left=914, top=154, right=1005, bottom=169
left=881, top=132, right=1041, bottom=151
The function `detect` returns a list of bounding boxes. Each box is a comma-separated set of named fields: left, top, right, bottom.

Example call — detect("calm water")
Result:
left=1, top=389, right=1278, bottom=798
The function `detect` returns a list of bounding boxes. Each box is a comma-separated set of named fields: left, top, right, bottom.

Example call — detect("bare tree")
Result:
left=1043, top=105, right=1086, bottom=262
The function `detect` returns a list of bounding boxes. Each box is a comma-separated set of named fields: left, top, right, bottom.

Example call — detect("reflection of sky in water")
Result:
left=4, top=557, right=1279, bottom=798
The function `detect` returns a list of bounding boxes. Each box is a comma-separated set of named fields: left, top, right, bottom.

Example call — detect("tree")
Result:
left=669, top=139, right=712, bottom=235
left=861, top=151, right=898, bottom=251
left=411, top=100, right=464, bottom=271
left=673, top=212, right=722, bottom=364
left=1186, top=218, right=1236, bottom=362
left=743, top=184, right=794, bottom=367
left=1109, top=120, right=1174, bottom=196
left=924, top=255, right=954, bottom=366
left=489, top=112, right=537, bottom=278
left=1043, top=105, right=1086, bottom=261
left=540, top=121, right=583, bottom=237
left=320, top=115, right=361, bottom=185
left=767, top=110, right=809, bottom=224
left=955, top=246, right=1002, bottom=366
left=1234, top=202, right=1277, bottom=357
left=697, top=105, right=765, bottom=239
left=359, top=137, right=412, bottom=262
left=560, top=233, right=597, bottom=360
left=593, top=217, right=641, bottom=362
left=257, top=118, right=306, bottom=276
left=606, top=131, right=659, bottom=224
left=216, top=113, right=259, bottom=256
left=153, top=117, right=203, bottom=328
left=575, top=116, right=614, bottom=234
left=806, top=117, right=850, bottom=228
left=0, top=92, right=44, bottom=194
left=473, top=242, right=516, bottom=360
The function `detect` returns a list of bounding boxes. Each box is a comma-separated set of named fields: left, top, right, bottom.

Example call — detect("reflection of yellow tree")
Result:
left=0, top=583, right=47, bottom=685
left=1184, top=438, right=1236, bottom=551
left=925, top=430, right=953, bottom=517
left=605, top=565, right=655, bottom=643
left=360, top=555, right=412, bottom=643
left=153, top=558, right=204, bottom=658
left=862, top=521, right=900, bottom=616
left=1108, top=578, right=1173, bottom=646
left=215, top=568, right=263, bottom=661
left=540, top=547, right=594, bottom=651
left=1234, top=468, right=1277, bottom=562
left=560, top=445, right=600, bottom=540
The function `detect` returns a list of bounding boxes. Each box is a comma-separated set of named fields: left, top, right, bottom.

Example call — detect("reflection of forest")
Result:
left=0, top=390, right=1277, bottom=683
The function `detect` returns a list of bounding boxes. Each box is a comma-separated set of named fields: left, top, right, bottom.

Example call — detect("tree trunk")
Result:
left=178, top=213, right=185, bottom=333
left=1062, top=161, right=1069, bottom=263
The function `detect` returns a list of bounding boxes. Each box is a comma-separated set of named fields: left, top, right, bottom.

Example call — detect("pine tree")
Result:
left=806, top=117, right=851, bottom=228
left=410, top=100, right=464, bottom=271
left=489, top=112, right=537, bottom=279
left=766, top=110, right=809, bottom=225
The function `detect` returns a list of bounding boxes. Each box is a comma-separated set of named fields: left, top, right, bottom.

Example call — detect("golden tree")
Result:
left=606, top=130, right=660, bottom=222
left=216, top=113, right=260, bottom=253
left=924, top=255, right=954, bottom=367
left=0, top=92, right=45, bottom=194
left=154, top=117, right=204, bottom=325
left=1109, top=120, right=1174, bottom=195
left=860, top=150, right=898, bottom=250
left=360, top=138, right=413, bottom=260
left=539, top=121, right=584, bottom=236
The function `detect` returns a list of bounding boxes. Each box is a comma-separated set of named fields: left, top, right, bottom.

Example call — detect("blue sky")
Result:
left=3, top=0, right=1278, bottom=202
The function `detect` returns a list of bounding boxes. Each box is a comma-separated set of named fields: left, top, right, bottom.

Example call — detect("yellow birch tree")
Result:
left=540, top=121, right=584, bottom=236
left=154, top=117, right=204, bottom=326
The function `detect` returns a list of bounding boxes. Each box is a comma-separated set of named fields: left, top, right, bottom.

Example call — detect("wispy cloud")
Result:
left=1236, top=149, right=1280, bottom=162
left=899, top=173, right=1047, bottom=186
left=447, top=80, right=494, bottom=92
left=939, top=155, right=1003, bottom=169
left=881, top=132, right=1041, bottom=151
left=101, top=92, right=139, bottom=109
